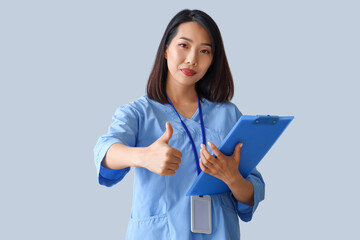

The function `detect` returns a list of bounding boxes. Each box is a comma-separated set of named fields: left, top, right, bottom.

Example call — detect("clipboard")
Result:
left=186, top=115, right=294, bottom=196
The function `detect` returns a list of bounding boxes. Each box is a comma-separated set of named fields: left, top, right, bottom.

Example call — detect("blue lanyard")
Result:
left=166, top=94, right=206, bottom=175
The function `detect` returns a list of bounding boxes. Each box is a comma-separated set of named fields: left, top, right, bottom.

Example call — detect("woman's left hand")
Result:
left=199, top=142, right=243, bottom=185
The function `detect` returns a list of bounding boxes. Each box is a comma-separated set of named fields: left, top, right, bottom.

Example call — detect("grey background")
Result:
left=1, top=0, right=359, bottom=239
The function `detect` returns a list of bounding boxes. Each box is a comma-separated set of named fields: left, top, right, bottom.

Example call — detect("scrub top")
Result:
left=94, top=95, right=265, bottom=240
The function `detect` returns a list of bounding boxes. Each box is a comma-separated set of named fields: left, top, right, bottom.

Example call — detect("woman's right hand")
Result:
left=141, top=122, right=182, bottom=175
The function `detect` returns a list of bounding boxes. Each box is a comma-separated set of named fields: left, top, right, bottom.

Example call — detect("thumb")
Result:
left=158, top=122, right=173, bottom=144
left=233, top=142, right=243, bottom=162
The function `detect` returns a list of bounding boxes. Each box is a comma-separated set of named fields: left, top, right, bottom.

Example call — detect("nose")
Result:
left=186, top=50, right=198, bottom=66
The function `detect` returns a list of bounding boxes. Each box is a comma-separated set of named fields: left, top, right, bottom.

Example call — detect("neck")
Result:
left=166, top=80, right=198, bottom=105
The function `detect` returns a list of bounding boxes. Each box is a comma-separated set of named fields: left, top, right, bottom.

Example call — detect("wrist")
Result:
left=132, top=147, right=147, bottom=168
left=226, top=171, right=245, bottom=187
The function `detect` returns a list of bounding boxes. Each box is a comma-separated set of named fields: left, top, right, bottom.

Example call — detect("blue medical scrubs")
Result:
left=94, top=95, right=265, bottom=240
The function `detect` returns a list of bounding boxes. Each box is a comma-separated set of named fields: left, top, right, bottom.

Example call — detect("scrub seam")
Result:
left=165, top=175, right=173, bottom=239
left=126, top=104, right=141, bottom=145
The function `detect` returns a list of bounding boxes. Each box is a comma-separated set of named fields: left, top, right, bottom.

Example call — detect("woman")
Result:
left=94, top=9, right=265, bottom=239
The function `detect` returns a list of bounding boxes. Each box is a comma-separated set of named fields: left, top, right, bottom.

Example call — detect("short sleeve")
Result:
left=93, top=105, right=139, bottom=187
left=232, top=168, right=265, bottom=222
left=233, top=104, right=243, bottom=120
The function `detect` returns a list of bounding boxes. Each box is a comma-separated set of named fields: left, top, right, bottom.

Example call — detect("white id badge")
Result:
left=191, top=195, right=212, bottom=234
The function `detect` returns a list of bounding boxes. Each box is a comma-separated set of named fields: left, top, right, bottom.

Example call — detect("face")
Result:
left=165, top=22, right=213, bottom=88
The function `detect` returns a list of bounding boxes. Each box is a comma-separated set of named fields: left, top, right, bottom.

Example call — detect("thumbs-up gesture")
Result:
left=143, top=122, right=183, bottom=175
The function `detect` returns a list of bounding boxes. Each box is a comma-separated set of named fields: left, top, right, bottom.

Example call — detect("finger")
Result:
left=158, top=122, right=173, bottom=144
left=165, top=147, right=182, bottom=163
left=173, top=148, right=183, bottom=159
left=200, top=158, right=211, bottom=174
left=199, top=158, right=206, bottom=171
left=200, top=144, right=213, bottom=160
left=168, top=158, right=181, bottom=165
left=233, top=142, right=243, bottom=162
left=163, top=169, right=175, bottom=175
left=168, top=153, right=182, bottom=164
left=207, top=142, right=223, bottom=159
left=200, top=145, right=218, bottom=166
left=168, top=163, right=180, bottom=171
left=200, top=149, right=216, bottom=168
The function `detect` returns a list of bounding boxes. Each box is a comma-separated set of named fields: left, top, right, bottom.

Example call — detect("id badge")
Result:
left=190, top=195, right=212, bottom=234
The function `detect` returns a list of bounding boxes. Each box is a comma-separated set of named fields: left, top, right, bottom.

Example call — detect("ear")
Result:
left=164, top=46, right=168, bottom=59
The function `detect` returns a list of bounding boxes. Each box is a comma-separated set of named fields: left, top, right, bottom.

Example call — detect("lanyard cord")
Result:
left=166, top=94, right=206, bottom=175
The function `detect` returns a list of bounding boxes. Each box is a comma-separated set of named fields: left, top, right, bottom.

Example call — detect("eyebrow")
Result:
left=179, top=37, right=212, bottom=47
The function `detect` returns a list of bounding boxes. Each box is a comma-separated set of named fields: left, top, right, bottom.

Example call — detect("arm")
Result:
left=225, top=171, right=254, bottom=206
left=95, top=119, right=183, bottom=187
left=93, top=105, right=140, bottom=186
left=234, top=168, right=265, bottom=222
left=103, top=121, right=182, bottom=173
left=102, top=142, right=146, bottom=170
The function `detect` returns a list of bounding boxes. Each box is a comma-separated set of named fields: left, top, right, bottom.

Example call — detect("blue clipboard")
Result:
left=186, top=115, right=294, bottom=196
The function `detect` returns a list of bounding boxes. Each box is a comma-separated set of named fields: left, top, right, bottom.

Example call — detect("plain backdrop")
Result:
left=1, top=0, right=359, bottom=239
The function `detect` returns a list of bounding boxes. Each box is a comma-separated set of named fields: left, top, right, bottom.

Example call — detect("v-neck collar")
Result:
left=145, top=94, right=207, bottom=122
left=169, top=98, right=206, bottom=122
left=176, top=108, right=199, bottom=121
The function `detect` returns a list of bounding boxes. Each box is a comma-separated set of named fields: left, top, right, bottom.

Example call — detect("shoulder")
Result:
left=124, top=95, right=149, bottom=111
left=204, top=99, right=242, bottom=119
left=112, top=95, right=147, bottom=119
left=202, top=99, right=243, bottom=138
left=113, top=94, right=166, bottom=119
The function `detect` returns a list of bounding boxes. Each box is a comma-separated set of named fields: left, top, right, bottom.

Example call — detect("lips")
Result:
left=181, top=68, right=196, bottom=76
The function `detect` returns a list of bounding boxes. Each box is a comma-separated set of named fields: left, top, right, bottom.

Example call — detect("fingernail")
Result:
left=201, top=144, right=205, bottom=149
left=240, top=143, right=243, bottom=147
left=208, top=142, right=212, bottom=147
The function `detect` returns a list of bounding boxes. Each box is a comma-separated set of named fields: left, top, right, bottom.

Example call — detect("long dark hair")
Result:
left=147, top=9, right=234, bottom=104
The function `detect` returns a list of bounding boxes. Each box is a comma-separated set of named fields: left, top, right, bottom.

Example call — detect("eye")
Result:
left=178, top=43, right=188, bottom=48
left=201, top=49, right=210, bottom=54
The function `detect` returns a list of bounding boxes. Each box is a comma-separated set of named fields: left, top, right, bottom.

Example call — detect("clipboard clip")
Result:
left=255, top=115, right=279, bottom=124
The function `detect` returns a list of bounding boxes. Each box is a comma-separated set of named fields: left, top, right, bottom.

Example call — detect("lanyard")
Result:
left=166, top=94, right=206, bottom=175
